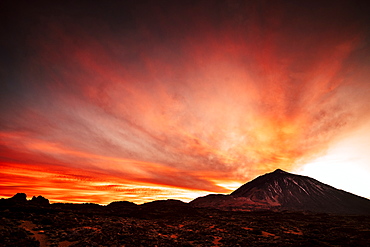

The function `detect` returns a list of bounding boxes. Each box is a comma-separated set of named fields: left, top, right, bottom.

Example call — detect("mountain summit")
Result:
left=191, top=169, right=370, bottom=215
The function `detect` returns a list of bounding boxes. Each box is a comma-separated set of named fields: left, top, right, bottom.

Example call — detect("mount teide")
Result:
left=190, top=169, right=370, bottom=215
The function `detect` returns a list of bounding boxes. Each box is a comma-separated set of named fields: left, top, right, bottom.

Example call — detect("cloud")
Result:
left=1, top=0, right=370, bottom=202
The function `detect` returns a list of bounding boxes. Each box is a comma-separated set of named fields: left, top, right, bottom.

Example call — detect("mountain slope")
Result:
left=190, top=169, right=370, bottom=215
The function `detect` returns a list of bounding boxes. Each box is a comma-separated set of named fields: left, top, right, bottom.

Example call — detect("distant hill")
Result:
left=190, top=169, right=370, bottom=215
left=2, top=169, right=370, bottom=215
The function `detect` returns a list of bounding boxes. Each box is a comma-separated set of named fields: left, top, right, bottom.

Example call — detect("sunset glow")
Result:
left=1, top=1, right=370, bottom=204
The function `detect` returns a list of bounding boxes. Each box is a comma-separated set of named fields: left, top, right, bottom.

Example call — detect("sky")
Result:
left=1, top=0, right=370, bottom=204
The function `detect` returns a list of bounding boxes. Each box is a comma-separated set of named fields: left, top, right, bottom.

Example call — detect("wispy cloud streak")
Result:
left=1, top=1, right=370, bottom=203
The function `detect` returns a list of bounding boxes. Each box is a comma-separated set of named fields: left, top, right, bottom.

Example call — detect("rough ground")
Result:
left=1, top=204, right=369, bottom=246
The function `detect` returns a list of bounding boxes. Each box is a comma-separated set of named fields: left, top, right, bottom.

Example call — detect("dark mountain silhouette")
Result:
left=136, top=199, right=200, bottom=219
left=0, top=193, right=50, bottom=207
left=30, top=195, right=50, bottom=205
left=0, top=193, right=28, bottom=207
left=190, top=169, right=370, bottom=215
left=107, top=201, right=137, bottom=208
left=141, top=199, right=187, bottom=208
left=11, top=193, right=27, bottom=203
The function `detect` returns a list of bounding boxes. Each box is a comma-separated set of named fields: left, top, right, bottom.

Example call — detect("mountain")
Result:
left=190, top=169, right=370, bottom=215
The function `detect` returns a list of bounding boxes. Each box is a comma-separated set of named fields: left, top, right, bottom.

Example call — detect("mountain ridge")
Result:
left=2, top=169, right=370, bottom=215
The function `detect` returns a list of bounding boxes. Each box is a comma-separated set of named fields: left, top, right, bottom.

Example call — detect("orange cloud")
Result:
left=1, top=1, right=370, bottom=203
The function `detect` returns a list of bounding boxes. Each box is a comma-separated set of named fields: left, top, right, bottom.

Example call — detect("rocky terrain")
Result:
left=1, top=199, right=370, bottom=247
left=1, top=169, right=370, bottom=246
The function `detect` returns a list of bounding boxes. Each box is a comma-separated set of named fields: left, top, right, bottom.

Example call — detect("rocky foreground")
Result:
left=1, top=196, right=369, bottom=247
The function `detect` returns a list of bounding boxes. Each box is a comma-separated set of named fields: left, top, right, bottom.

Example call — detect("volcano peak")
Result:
left=191, top=169, right=370, bottom=214
left=272, top=168, right=289, bottom=174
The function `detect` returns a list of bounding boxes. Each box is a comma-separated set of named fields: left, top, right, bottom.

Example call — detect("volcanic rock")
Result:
left=10, top=193, right=27, bottom=203
left=30, top=195, right=50, bottom=205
